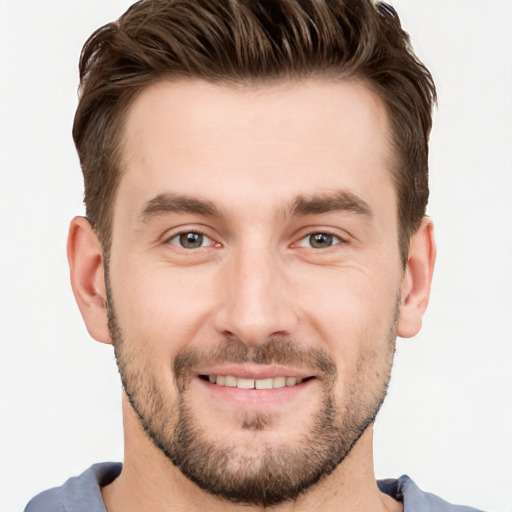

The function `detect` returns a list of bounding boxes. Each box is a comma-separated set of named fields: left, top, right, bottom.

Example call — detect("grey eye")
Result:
left=169, top=232, right=212, bottom=249
left=299, top=233, right=341, bottom=249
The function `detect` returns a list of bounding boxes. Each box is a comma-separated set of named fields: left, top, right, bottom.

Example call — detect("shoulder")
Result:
left=24, top=463, right=122, bottom=512
left=378, top=475, right=487, bottom=512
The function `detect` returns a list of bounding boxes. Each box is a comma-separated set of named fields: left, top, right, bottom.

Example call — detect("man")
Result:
left=24, top=0, right=484, bottom=511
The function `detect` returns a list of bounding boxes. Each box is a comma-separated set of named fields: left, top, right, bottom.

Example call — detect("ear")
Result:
left=397, top=216, right=436, bottom=338
left=67, top=216, right=112, bottom=344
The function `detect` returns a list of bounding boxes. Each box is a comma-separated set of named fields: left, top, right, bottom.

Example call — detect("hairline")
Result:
left=97, top=74, right=415, bottom=266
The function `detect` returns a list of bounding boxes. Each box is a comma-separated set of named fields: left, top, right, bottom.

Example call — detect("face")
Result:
left=107, top=79, right=404, bottom=506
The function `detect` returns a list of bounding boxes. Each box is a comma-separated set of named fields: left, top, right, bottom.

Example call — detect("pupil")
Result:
left=180, top=232, right=203, bottom=248
left=310, top=233, right=332, bottom=248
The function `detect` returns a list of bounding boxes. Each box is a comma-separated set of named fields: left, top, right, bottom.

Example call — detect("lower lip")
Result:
left=196, top=377, right=317, bottom=407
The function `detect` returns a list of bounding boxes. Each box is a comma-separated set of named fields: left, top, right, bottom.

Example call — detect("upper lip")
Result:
left=195, top=364, right=315, bottom=380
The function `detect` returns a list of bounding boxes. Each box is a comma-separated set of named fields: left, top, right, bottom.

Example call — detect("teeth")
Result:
left=224, top=375, right=237, bottom=387
left=236, top=377, right=255, bottom=389
left=207, top=375, right=305, bottom=389
left=255, top=378, right=273, bottom=390
left=286, top=377, right=297, bottom=386
left=273, top=377, right=286, bottom=388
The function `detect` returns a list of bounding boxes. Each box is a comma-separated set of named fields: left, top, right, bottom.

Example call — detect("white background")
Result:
left=0, top=1, right=511, bottom=511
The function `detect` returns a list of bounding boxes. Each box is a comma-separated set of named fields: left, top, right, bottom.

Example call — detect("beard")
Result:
left=107, top=289, right=398, bottom=507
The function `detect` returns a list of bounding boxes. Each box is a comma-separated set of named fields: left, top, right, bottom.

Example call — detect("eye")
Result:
left=168, top=231, right=214, bottom=249
left=298, top=232, right=342, bottom=249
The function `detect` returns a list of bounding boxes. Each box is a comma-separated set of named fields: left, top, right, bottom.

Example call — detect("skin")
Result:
left=68, top=79, right=436, bottom=512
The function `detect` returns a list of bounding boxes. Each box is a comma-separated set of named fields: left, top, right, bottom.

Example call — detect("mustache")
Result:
left=172, top=337, right=337, bottom=389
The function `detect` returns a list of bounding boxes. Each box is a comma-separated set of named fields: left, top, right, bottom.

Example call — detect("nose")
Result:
left=213, top=244, right=299, bottom=346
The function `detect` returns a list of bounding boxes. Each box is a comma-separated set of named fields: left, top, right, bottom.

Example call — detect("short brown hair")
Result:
left=73, top=0, right=436, bottom=262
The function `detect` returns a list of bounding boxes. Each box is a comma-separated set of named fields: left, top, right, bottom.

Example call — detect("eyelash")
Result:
left=165, top=228, right=347, bottom=252
left=166, top=230, right=217, bottom=249
left=296, top=232, right=347, bottom=250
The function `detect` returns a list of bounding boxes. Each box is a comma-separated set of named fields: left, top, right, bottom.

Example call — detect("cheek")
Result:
left=292, top=263, right=400, bottom=363
left=109, top=258, right=222, bottom=356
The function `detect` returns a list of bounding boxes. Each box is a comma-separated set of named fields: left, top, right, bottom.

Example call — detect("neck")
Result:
left=101, top=395, right=402, bottom=512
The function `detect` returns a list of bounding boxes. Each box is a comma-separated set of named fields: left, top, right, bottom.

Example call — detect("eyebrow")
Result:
left=289, top=190, right=373, bottom=218
left=138, top=193, right=222, bottom=222
left=138, top=189, right=373, bottom=223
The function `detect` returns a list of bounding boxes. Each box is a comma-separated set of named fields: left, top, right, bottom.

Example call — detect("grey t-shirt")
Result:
left=24, top=463, right=486, bottom=512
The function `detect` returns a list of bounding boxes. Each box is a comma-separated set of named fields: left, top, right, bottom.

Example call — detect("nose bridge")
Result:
left=214, top=238, right=297, bottom=344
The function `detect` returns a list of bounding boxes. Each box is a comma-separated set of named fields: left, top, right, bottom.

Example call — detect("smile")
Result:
left=201, top=375, right=309, bottom=389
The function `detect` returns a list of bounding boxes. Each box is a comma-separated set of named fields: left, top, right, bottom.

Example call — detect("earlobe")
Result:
left=397, top=217, right=436, bottom=338
left=67, top=216, right=112, bottom=344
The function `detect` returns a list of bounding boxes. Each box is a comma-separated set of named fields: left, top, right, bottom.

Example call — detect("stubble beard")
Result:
left=107, top=290, right=398, bottom=507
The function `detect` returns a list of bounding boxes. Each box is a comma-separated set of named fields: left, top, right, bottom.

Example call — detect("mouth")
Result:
left=193, top=366, right=320, bottom=408
left=199, top=374, right=315, bottom=389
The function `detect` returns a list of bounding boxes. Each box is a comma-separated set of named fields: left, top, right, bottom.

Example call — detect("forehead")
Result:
left=117, top=78, right=395, bottom=219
